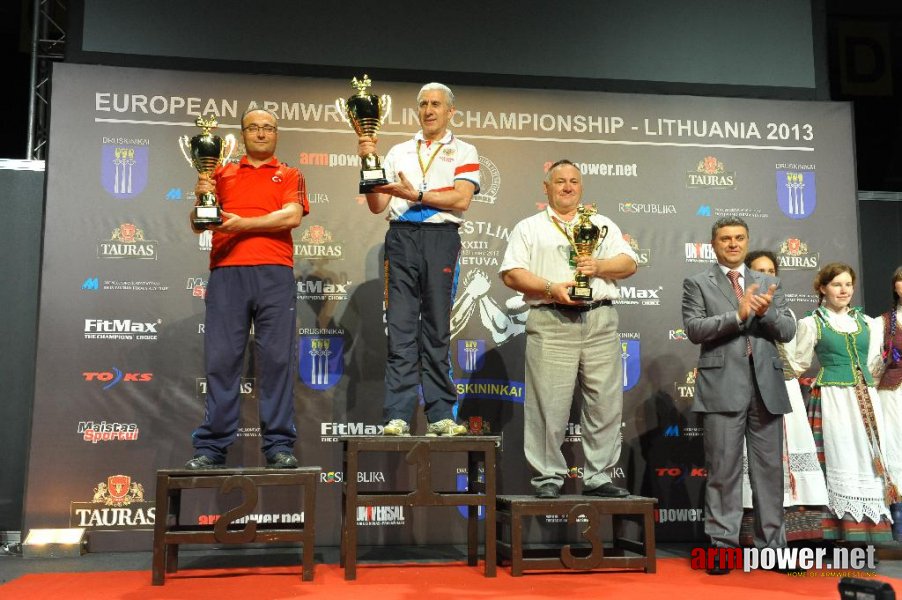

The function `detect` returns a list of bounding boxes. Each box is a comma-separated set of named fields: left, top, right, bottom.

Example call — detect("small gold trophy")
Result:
left=567, top=204, right=608, bottom=301
left=179, top=115, right=237, bottom=229
left=335, top=74, right=392, bottom=193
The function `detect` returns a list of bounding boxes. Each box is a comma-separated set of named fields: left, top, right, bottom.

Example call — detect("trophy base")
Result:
left=568, top=286, right=594, bottom=302
left=359, top=167, right=388, bottom=193
left=359, top=179, right=389, bottom=194
left=193, top=205, right=222, bottom=229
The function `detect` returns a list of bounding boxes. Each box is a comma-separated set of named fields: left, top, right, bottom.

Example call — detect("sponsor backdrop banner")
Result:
left=24, top=63, right=856, bottom=549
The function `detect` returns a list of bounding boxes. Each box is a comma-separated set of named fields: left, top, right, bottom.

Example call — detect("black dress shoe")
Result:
left=583, top=482, right=629, bottom=497
left=266, top=451, right=299, bottom=469
left=535, top=483, right=560, bottom=498
left=705, top=547, right=734, bottom=575
left=185, top=455, right=225, bottom=470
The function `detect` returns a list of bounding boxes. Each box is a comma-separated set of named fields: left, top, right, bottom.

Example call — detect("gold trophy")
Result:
left=179, top=115, right=237, bottom=229
left=335, top=74, right=392, bottom=193
left=567, top=204, right=608, bottom=301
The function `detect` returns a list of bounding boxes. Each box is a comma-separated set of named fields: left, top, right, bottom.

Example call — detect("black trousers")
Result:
left=383, top=221, right=461, bottom=424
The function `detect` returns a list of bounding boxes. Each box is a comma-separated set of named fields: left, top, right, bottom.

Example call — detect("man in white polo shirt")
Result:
left=356, top=82, right=479, bottom=437
left=500, top=159, right=637, bottom=498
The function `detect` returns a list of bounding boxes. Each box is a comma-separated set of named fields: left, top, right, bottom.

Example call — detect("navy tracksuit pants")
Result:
left=383, top=222, right=461, bottom=424
left=192, top=265, right=297, bottom=461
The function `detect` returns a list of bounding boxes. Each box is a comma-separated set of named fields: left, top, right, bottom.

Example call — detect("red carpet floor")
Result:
left=1, top=558, right=898, bottom=599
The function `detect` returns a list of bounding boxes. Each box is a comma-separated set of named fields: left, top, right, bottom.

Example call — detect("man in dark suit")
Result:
left=682, top=217, right=796, bottom=574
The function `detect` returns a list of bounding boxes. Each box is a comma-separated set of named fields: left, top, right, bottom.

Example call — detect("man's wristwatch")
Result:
left=416, top=190, right=423, bottom=203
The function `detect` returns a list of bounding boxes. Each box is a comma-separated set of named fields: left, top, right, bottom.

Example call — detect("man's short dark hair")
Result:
left=710, top=216, right=749, bottom=241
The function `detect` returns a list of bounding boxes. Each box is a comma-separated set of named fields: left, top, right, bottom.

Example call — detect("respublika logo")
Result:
left=686, top=156, right=735, bottom=189
left=101, top=142, right=149, bottom=199
left=299, top=335, right=344, bottom=390
left=618, top=201, right=676, bottom=215
left=294, top=225, right=343, bottom=260
left=457, top=339, right=487, bottom=373
left=97, top=223, right=158, bottom=260
left=776, top=169, right=816, bottom=219
left=620, top=333, right=640, bottom=391
left=472, top=155, right=501, bottom=205
left=669, top=328, right=688, bottom=340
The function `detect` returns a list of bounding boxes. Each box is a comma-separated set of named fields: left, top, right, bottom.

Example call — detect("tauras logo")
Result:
left=97, top=223, right=158, bottom=260
left=70, top=475, right=155, bottom=529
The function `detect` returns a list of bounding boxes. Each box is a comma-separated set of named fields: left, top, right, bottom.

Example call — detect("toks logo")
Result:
left=83, top=368, right=153, bottom=389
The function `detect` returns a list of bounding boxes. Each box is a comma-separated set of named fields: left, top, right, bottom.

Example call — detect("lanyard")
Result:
left=416, top=139, right=445, bottom=191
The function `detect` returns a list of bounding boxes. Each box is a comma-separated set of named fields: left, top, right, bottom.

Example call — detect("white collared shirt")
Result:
left=499, top=205, right=638, bottom=305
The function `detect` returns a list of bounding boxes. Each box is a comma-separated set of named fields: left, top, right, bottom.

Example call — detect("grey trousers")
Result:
left=703, top=361, right=786, bottom=548
left=524, top=304, right=623, bottom=491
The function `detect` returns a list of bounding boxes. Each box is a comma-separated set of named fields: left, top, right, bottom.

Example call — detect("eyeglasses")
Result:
left=243, top=124, right=277, bottom=135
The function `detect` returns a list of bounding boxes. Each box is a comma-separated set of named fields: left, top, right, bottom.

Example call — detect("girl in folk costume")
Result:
left=877, top=266, right=902, bottom=507
left=794, top=263, right=898, bottom=542
left=739, top=251, right=828, bottom=545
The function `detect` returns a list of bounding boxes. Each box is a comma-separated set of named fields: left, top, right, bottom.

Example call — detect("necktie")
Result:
left=727, top=270, right=752, bottom=355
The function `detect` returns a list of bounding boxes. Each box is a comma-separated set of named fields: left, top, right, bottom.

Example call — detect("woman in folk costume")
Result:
left=794, top=263, right=898, bottom=542
left=877, top=266, right=902, bottom=516
left=739, top=250, right=828, bottom=545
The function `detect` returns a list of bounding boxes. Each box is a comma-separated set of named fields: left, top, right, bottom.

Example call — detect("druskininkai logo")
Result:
left=101, top=144, right=148, bottom=198
left=457, top=339, right=487, bottom=373
left=776, top=170, right=816, bottom=219
left=298, top=335, right=344, bottom=390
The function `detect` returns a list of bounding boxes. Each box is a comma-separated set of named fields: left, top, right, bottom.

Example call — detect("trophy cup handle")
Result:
left=178, top=135, right=194, bottom=167
left=335, top=98, right=350, bottom=125
left=221, top=133, right=237, bottom=164
left=379, top=95, right=392, bottom=124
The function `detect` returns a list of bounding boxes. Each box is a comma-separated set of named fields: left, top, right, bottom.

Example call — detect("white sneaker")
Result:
left=425, top=418, right=467, bottom=437
left=383, top=419, right=410, bottom=436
